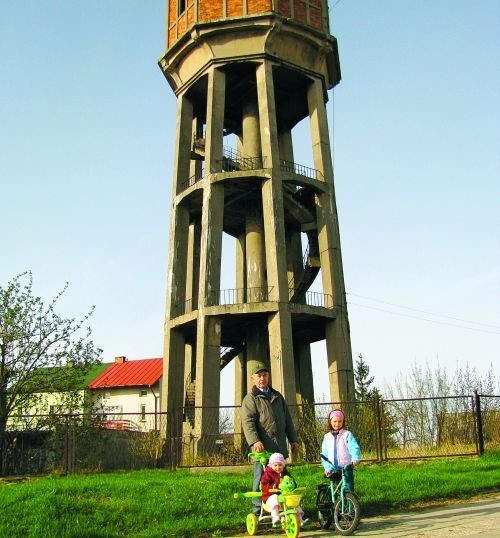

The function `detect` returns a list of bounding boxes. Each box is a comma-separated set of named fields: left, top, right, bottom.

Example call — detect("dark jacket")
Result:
left=241, top=385, right=298, bottom=458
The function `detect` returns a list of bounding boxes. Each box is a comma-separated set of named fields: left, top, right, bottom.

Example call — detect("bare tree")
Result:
left=0, top=272, right=102, bottom=474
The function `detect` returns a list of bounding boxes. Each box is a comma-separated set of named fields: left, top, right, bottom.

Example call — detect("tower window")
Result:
left=178, top=0, right=186, bottom=15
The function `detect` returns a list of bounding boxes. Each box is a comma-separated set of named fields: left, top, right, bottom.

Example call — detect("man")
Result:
left=241, top=361, right=299, bottom=515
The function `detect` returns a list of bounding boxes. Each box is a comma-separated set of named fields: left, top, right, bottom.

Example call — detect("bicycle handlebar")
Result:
left=320, top=453, right=353, bottom=471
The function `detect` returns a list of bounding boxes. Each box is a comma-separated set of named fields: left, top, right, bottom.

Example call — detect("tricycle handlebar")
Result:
left=247, top=450, right=273, bottom=464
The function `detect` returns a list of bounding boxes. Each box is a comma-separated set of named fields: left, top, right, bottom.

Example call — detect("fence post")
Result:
left=473, top=390, right=484, bottom=456
left=375, top=394, right=384, bottom=462
left=63, top=414, right=76, bottom=473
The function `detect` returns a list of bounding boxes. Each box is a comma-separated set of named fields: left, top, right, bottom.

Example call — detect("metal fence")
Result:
left=2, top=392, right=499, bottom=476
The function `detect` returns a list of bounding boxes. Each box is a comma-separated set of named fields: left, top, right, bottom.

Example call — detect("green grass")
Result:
left=1, top=451, right=499, bottom=537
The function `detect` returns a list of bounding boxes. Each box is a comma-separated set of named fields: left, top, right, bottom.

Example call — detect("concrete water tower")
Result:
left=159, top=0, right=354, bottom=461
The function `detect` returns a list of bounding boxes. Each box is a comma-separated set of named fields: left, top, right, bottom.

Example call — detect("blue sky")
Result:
left=1, top=1, right=499, bottom=400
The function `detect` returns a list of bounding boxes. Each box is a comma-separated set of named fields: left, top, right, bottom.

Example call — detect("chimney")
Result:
left=114, top=356, right=127, bottom=363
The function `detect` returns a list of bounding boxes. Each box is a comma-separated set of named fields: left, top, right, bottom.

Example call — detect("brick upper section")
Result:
left=167, top=0, right=328, bottom=48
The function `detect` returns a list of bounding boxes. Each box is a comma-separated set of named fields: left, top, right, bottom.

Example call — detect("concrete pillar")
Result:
left=245, top=212, right=266, bottom=302
left=173, top=93, right=194, bottom=194
left=186, top=220, right=201, bottom=311
left=256, top=60, right=297, bottom=404
left=193, top=66, right=226, bottom=451
left=278, top=128, right=294, bottom=163
left=294, top=342, right=314, bottom=404
left=242, top=97, right=261, bottom=158
left=161, top=90, right=197, bottom=461
left=194, top=316, right=222, bottom=454
left=307, top=77, right=354, bottom=402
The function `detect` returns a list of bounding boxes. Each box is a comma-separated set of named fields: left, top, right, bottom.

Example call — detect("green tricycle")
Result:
left=234, top=451, right=306, bottom=538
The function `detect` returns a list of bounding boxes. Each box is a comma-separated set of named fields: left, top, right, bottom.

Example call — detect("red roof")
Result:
left=88, top=358, right=163, bottom=389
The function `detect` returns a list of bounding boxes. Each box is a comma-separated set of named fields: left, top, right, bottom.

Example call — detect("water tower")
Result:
left=159, top=0, right=354, bottom=462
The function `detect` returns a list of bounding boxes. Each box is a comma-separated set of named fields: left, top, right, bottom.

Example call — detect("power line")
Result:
left=347, top=299, right=500, bottom=335
left=347, top=292, right=500, bottom=330
left=330, top=0, right=343, bottom=11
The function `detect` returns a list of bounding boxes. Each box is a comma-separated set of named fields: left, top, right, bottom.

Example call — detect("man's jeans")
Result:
left=252, top=461, right=265, bottom=515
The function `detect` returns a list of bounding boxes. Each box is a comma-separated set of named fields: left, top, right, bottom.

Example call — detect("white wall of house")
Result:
left=92, top=382, right=162, bottom=432
left=8, top=390, right=87, bottom=430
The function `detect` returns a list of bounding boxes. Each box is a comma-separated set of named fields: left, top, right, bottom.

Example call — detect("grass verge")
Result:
left=1, top=451, right=499, bottom=537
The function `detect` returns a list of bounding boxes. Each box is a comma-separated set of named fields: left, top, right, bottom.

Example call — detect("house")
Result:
left=88, top=356, right=163, bottom=432
left=9, top=361, right=112, bottom=431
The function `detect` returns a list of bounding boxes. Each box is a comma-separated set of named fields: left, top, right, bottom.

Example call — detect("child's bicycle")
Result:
left=315, top=455, right=361, bottom=535
left=234, top=451, right=306, bottom=538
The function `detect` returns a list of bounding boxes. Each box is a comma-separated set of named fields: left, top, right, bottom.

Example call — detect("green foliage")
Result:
left=0, top=452, right=498, bottom=537
left=0, top=271, right=102, bottom=474
left=354, top=353, right=376, bottom=400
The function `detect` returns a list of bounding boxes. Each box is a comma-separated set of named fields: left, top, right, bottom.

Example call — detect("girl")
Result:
left=260, top=452, right=308, bottom=527
left=320, top=409, right=361, bottom=492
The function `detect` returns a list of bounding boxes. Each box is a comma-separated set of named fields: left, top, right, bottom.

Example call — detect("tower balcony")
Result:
left=171, top=287, right=334, bottom=318
left=179, top=143, right=323, bottom=194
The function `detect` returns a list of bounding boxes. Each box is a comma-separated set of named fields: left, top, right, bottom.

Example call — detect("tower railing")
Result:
left=280, top=159, right=323, bottom=181
left=288, top=289, right=334, bottom=309
left=171, top=298, right=193, bottom=318
left=180, top=168, right=204, bottom=191
left=220, top=146, right=265, bottom=172
left=172, top=288, right=333, bottom=317
left=208, top=286, right=274, bottom=305
left=179, top=146, right=323, bottom=194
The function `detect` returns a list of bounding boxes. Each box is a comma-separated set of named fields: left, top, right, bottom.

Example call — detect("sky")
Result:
left=1, top=1, right=499, bottom=402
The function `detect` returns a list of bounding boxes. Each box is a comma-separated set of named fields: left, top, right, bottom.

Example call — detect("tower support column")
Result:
left=193, top=66, right=225, bottom=454
left=256, top=60, right=297, bottom=402
left=308, top=77, right=354, bottom=402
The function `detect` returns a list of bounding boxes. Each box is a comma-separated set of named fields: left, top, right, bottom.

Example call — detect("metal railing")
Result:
left=288, top=289, right=334, bottom=309
left=3, top=393, right=498, bottom=475
left=171, top=297, right=193, bottom=318
left=180, top=168, right=204, bottom=191
left=280, top=159, right=323, bottom=181
left=180, top=142, right=325, bottom=193
left=220, top=146, right=265, bottom=172
left=171, top=288, right=334, bottom=318
left=208, top=286, right=274, bottom=305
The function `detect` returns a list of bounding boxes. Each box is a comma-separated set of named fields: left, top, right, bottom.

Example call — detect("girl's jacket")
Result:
left=260, top=465, right=296, bottom=503
left=321, top=428, right=361, bottom=472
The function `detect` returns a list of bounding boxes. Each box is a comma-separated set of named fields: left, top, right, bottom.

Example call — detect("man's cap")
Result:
left=251, top=362, right=269, bottom=374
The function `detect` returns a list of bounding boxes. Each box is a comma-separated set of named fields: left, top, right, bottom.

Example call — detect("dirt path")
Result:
left=228, top=493, right=500, bottom=537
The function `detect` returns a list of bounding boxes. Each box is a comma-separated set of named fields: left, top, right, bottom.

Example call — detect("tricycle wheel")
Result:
left=246, top=513, right=259, bottom=536
left=284, top=513, right=300, bottom=538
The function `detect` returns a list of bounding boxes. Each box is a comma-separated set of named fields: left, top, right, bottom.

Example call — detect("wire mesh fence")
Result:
left=2, top=393, right=499, bottom=476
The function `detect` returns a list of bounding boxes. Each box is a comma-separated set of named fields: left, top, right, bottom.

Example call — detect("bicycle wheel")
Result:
left=316, top=485, right=333, bottom=529
left=333, top=492, right=361, bottom=536
left=245, top=513, right=259, bottom=536
left=284, top=512, right=300, bottom=538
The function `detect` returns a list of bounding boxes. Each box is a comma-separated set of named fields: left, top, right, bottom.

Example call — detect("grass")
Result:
left=1, top=451, right=499, bottom=537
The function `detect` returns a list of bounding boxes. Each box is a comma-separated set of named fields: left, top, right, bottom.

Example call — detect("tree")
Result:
left=354, top=353, right=375, bottom=400
left=351, top=354, right=383, bottom=457
left=0, top=272, right=102, bottom=474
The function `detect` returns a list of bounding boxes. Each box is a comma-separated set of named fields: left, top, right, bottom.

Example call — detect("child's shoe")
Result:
left=300, top=518, right=310, bottom=528
left=272, top=518, right=281, bottom=528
